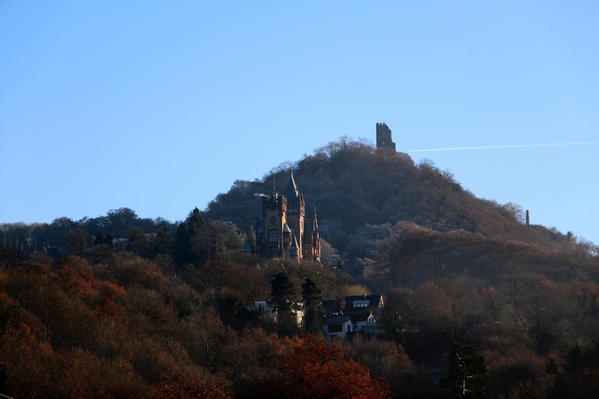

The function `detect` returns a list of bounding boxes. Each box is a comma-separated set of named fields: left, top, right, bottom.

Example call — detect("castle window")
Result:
left=268, top=229, right=278, bottom=242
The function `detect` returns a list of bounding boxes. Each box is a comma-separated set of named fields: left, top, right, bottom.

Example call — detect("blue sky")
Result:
left=1, top=1, right=598, bottom=244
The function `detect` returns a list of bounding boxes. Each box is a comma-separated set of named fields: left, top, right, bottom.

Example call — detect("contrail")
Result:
left=406, top=141, right=599, bottom=153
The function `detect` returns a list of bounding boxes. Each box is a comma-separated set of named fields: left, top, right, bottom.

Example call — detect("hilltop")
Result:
left=206, top=138, right=595, bottom=275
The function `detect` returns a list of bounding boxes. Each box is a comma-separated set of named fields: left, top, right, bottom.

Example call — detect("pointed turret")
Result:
left=312, top=208, right=319, bottom=231
left=286, top=172, right=301, bottom=205
left=290, top=234, right=300, bottom=259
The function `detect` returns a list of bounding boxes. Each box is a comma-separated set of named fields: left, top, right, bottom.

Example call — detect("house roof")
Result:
left=351, top=311, right=373, bottom=323
left=346, top=295, right=384, bottom=308
left=324, top=314, right=352, bottom=324
left=321, top=300, right=342, bottom=314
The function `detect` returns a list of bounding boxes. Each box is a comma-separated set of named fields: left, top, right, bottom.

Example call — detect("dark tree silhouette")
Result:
left=302, top=278, right=322, bottom=333
left=441, top=342, right=487, bottom=398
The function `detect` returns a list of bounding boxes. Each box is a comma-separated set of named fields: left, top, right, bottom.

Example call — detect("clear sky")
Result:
left=1, top=1, right=598, bottom=244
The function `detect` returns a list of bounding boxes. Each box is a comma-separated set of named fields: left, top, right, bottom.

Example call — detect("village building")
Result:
left=323, top=314, right=353, bottom=338
left=322, top=294, right=385, bottom=339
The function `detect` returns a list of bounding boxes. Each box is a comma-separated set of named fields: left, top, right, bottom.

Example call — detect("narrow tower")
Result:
left=376, top=122, right=396, bottom=152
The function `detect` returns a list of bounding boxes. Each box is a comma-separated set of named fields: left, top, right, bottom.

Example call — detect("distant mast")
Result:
left=376, top=122, right=396, bottom=152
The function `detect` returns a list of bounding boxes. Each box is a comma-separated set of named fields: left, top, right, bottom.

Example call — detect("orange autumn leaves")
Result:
left=252, top=334, right=390, bottom=399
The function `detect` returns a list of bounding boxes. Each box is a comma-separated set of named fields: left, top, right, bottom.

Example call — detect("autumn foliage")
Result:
left=1, top=141, right=599, bottom=398
left=250, top=334, right=391, bottom=399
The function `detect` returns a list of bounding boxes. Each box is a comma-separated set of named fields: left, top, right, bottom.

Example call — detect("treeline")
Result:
left=0, top=208, right=173, bottom=257
left=0, top=207, right=245, bottom=268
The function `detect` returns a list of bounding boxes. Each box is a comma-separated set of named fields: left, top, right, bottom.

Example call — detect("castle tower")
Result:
left=259, top=193, right=288, bottom=258
left=303, top=208, right=321, bottom=263
left=254, top=171, right=320, bottom=263
left=285, top=172, right=305, bottom=259
left=376, top=122, right=396, bottom=152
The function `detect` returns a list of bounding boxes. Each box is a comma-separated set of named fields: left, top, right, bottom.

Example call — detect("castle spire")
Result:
left=286, top=171, right=300, bottom=204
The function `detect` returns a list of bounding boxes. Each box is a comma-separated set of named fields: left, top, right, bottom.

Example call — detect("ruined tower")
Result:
left=376, top=122, right=396, bottom=152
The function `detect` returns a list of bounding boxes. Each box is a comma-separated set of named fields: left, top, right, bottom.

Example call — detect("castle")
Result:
left=376, top=122, right=396, bottom=152
left=252, top=173, right=321, bottom=263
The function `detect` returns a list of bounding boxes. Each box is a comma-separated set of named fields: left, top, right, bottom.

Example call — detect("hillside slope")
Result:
left=206, top=139, right=591, bottom=274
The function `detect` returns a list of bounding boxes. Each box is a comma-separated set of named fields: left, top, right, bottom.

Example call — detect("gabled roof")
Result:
left=321, top=300, right=342, bottom=315
left=345, top=295, right=384, bottom=309
left=351, top=311, right=374, bottom=323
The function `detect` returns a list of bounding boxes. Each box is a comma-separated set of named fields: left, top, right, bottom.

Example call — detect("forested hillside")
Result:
left=2, top=138, right=599, bottom=398
left=205, top=139, right=596, bottom=275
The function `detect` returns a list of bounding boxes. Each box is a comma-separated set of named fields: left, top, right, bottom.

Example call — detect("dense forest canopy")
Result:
left=2, top=138, right=599, bottom=398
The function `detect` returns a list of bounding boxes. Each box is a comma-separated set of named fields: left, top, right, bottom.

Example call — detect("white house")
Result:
left=323, top=314, right=353, bottom=338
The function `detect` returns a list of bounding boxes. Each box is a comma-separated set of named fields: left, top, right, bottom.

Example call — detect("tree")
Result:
left=175, top=223, right=191, bottom=264
left=106, top=208, right=139, bottom=237
left=154, top=380, right=230, bottom=399
left=302, top=278, right=322, bottom=333
left=127, top=226, right=148, bottom=256
left=177, top=208, right=241, bottom=265
left=250, top=334, right=391, bottom=399
left=104, top=234, right=114, bottom=248
left=94, top=231, right=105, bottom=246
left=0, top=243, right=24, bottom=268
left=65, top=228, right=87, bottom=256
left=270, top=273, right=296, bottom=334
left=187, top=208, right=205, bottom=237
left=154, top=226, right=174, bottom=255
left=441, top=342, right=487, bottom=398
left=216, top=294, right=259, bottom=331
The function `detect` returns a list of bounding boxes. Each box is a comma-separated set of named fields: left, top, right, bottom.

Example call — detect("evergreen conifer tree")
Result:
left=441, top=341, right=487, bottom=398
left=302, top=278, right=323, bottom=333
left=270, top=272, right=297, bottom=334
left=104, top=234, right=114, bottom=248
left=94, top=231, right=105, bottom=246
left=174, top=223, right=190, bottom=264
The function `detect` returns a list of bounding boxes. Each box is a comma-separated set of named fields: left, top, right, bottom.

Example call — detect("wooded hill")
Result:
left=205, top=138, right=596, bottom=275
left=2, top=138, right=599, bottom=398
